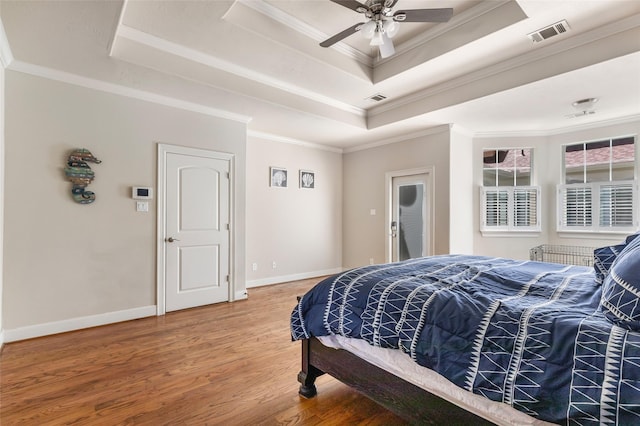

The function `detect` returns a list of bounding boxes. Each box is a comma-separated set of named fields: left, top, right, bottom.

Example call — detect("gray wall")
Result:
left=245, top=135, right=343, bottom=286
left=3, top=69, right=638, bottom=341
left=342, top=126, right=452, bottom=269
left=3, top=71, right=247, bottom=331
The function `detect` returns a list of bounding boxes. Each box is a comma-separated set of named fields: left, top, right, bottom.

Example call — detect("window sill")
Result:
left=557, top=229, right=639, bottom=240
left=480, top=230, right=542, bottom=238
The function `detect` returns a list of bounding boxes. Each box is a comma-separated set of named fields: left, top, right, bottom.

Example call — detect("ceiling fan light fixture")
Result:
left=378, top=34, right=395, bottom=58
left=370, top=30, right=385, bottom=46
left=320, top=1, right=454, bottom=56
left=361, top=20, right=376, bottom=39
left=383, top=19, right=399, bottom=38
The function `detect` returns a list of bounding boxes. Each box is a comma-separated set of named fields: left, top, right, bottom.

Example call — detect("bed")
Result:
left=290, top=234, right=640, bottom=425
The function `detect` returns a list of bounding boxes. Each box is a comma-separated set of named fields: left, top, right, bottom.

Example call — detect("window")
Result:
left=558, top=136, right=638, bottom=233
left=481, top=148, right=540, bottom=233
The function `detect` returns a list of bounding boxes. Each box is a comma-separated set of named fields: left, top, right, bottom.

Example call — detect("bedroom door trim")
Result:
left=156, top=143, right=235, bottom=316
left=385, top=167, right=435, bottom=263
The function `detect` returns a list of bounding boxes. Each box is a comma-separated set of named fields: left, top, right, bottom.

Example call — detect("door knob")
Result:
left=166, top=237, right=180, bottom=243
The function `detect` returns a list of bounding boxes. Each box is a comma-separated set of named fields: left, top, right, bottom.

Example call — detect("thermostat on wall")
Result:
left=132, top=186, right=153, bottom=200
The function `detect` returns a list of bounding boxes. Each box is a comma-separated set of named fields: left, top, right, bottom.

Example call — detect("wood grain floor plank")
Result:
left=1, top=279, right=407, bottom=425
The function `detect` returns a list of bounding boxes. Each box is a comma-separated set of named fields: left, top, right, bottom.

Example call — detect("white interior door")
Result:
left=161, top=147, right=231, bottom=312
left=390, top=173, right=432, bottom=262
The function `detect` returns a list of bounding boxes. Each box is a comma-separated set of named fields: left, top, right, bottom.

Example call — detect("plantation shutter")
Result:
left=481, top=187, right=540, bottom=233
left=600, top=183, right=634, bottom=227
left=514, top=188, right=538, bottom=227
left=483, top=188, right=509, bottom=227
left=560, top=185, right=592, bottom=227
left=558, top=182, right=637, bottom=232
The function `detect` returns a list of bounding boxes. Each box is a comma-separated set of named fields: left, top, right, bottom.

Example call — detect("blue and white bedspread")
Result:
left=290, top=254, right=640, bottom=425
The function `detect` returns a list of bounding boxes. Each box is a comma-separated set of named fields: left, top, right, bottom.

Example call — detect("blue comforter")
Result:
left=290, top=255, right=640, bottom=425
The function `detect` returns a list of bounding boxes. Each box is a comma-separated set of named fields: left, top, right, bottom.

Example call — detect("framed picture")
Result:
left=270, top=167, right=287, bottom=187
left=299, top=170, right=315, bottom=189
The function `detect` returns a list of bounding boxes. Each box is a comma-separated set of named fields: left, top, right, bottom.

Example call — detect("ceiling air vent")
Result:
left=367, top=93, right=387, bottom=102
left=527, top=20, right=570, bottom=43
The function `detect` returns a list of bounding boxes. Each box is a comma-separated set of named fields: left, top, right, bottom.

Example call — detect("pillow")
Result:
left=594, top=243, right=626, bottom=285
left=600, top=236, right=640, bottom=331
left=593, top=233, right=640, bottom=285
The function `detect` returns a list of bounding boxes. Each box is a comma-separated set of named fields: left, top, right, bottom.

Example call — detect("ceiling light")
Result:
left=361, top=21, right=376, bottom=39
left=362, top=19, right=398, bottom=57
left=378, top=34, right=395, bottom=58
left=566, top=98, right=598, bottom=119
left=572, top=97, right=598, bottom=111
left=383, top=20, right=399, bottom=38
left=370, top=30, right=385, bottom=46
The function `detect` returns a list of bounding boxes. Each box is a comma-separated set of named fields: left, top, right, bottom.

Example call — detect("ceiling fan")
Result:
left=320, top=0, right=454, bottom=58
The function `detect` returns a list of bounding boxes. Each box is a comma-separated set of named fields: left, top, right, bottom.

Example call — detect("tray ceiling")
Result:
left=1, top=0, right=639, bottom=148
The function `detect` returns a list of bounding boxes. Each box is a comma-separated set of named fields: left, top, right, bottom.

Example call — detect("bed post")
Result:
left=297, top=338, right=323, bottom=398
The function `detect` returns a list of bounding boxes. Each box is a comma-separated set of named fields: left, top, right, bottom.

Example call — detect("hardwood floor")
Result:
left=0, top=278, right=407, bottom=425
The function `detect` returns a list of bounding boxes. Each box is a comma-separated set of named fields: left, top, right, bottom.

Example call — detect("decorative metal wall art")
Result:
left=64, top=148, right=102, bottom=204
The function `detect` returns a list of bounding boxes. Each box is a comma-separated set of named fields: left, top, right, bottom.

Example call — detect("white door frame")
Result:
left=156, top=143, right=235, bottom=316
left=385, top=167, right=435, bottom=263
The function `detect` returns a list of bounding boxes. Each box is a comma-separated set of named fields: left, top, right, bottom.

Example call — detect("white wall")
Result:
left=342, top=126, right=451, bottom=269
left=472, top=135, right=550, bottom=259
left=472, top=119, right=640, bottom=260
left=245, top=135, right=343, bottom=287
left=546, top=119, right=640, bottom=247
left=450, top=127, right=474, bottom=254
left=0, top=49, right=4, bottom=348
left=3, top=71, right=247, bottom=337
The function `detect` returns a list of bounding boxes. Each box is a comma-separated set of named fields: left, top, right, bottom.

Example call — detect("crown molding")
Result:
left=8, top=60, right=252, bottom=123
left=0, top=18, right=14, bottom=68
left=107, top=0, right=129, bottom=58
left=450, top=124, right=475, bottom=138
left=472, top=114, right=640, bottom=139
left=370, top=12, right=640, bottom=117
left=343, top=124, right=451, bottom=153
left=248, top=130, right=343, bottom=153
left=114, top=25, right=366, bottom=118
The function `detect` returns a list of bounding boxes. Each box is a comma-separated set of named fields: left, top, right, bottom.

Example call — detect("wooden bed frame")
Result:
left=297, top=337, right=495, bottom=424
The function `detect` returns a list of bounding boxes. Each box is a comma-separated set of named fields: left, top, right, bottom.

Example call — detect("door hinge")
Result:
left=226, top=223, right=230, bottom=230
left=226, top=275, right=230, bottom=282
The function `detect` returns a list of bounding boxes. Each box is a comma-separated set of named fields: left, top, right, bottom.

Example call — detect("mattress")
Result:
left=318, top=334, right=554, bottom=426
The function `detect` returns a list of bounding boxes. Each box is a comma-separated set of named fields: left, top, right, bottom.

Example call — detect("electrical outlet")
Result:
left=272, top=261, right=277, bottom=269
left=252, top=263, right=257, bottom=271
left=369, top=258, right=374, bottom=265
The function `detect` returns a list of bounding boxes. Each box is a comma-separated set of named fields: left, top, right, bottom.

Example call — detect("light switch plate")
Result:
left=136, top=201, right=149, bottom=212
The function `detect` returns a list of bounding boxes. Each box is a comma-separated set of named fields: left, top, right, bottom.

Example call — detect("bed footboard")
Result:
left=298, top=337, right=493, bottom=425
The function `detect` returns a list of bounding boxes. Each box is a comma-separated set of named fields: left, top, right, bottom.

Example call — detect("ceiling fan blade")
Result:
left=329, top=0, right=369, bottom=14
left=320, top=22, right=364, bottom=47
left=383, top=0, right=399, bottom=9
left=394, top=8, right=453, bottom=23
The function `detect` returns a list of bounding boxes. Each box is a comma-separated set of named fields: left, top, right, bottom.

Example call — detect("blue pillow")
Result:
left=600, top=236, right=640, bottom=331
left=594, top=243, right=626, bottom=285
left=594, top=233, right=640, bottom=285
